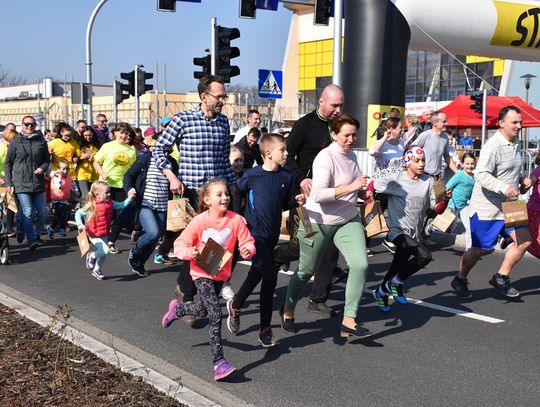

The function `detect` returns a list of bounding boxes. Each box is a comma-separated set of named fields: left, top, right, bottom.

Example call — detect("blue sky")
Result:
left=0, top=0, right=291, bottom=92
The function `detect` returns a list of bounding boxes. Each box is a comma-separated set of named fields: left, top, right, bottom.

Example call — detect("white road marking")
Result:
left=237, top=261, right=505, bottom=324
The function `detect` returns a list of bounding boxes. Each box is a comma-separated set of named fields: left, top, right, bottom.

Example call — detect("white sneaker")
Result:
left=221, top=283, right=235, bottom=300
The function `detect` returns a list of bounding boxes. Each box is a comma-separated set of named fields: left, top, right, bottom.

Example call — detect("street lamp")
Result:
left=520, top=73, right=536, bottom=149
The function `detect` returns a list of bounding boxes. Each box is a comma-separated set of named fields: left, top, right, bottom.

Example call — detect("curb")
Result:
left=0, top=283, right=252, bottom=407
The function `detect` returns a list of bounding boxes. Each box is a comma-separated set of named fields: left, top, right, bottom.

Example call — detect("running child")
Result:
left=75, top=181, right=135, bottom=280
left=445, top=152, right=476, bottom=249
left=373, top=146, right=435, bottom=312
left=161, top=179, right=255, bottom=381
left=226, top=133, right=304, bottom=348
left=48, top=160, right=76, bottom=238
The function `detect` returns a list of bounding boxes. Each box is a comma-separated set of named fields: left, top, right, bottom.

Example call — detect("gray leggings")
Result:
left=177, top=278, right=224, bottom=364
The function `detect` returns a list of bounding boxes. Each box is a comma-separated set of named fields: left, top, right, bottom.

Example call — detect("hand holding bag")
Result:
left=166, top=195, right=196, bottom=232
left=361, top=201, right=389, bottom=238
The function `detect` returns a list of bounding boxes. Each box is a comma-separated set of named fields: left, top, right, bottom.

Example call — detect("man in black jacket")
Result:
left=4, top=116, right=50, bottom=250
left=275, top=84, right=346, bottom=317
left=234, top=127, right=263, bottom=169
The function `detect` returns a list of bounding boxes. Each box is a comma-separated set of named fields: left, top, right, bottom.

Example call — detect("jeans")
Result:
left=134, top=206, right=166, bottom=264
left=16, top=192, right=47, bottom=246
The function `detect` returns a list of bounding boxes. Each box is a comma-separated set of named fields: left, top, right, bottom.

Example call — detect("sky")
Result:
left=0, top=0, right=291, bottom=92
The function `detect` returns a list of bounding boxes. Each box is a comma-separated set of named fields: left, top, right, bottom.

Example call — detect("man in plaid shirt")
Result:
left=152, top=75, right=235, bottom=319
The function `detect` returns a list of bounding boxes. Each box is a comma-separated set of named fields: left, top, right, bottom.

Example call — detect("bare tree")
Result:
left=226, top=83, right=266, bottom=107
left=0, top=64, right=27, bottom=86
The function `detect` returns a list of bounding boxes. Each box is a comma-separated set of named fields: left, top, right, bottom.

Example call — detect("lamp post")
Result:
left=520, top=73, right=536, bottom=149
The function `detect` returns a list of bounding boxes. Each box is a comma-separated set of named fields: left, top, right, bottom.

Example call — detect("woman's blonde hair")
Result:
left=197, top=178, right=228, bottom=213
left=81, top=181, right=109, bottom=222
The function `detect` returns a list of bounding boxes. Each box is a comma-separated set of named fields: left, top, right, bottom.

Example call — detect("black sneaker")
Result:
left=226, top=299, right=240, bottom=334
left=258, top=327, right=275, bottom=348
left=16, top=231, right=24, bottom=244
left=500, top=237, right=514, bottom=250
left=451, top=276, right=472, bottom=298
left=382, top=238, right=396, bottom=254
left=29, top=242, right=39, bottom=251
left=129, top=250, right=148, bottom=277
left=307, top=300, right=336, bottom=317
left=279, top=306, right=295, bottom=334
left=489, top=274, right=520, bottom=298
left=331, top=267, right=348, bottom=284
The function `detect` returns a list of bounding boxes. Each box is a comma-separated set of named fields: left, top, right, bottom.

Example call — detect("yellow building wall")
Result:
left=299, top=39, right=343, bottom=91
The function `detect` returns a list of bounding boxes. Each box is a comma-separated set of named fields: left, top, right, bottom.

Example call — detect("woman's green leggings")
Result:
left=284, top=217, right=368, bottom=318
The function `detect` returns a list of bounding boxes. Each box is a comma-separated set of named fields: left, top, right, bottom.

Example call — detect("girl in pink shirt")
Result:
left=161, top=179, right=255, bottom=382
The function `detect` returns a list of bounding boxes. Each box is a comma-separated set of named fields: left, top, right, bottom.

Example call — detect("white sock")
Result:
left=391, top=275, right=404, bottom=285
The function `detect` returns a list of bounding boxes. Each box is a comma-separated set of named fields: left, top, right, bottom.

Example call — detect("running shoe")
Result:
left=373, top=289, right=391, bottom=312
left=92, top=267, right=104, bottom=280
left=108, top=242, right=120, bottom=254
left=154, top=253, right=174, bottom=265
left=213, top=359, right=236, bottom=381
left=258, top=327, right=275, bottom=348
left=161, top=299, right=182, bottom=328
left=489, top=273, right=520, bottom=298
left=226, top=299, right=240, bottom=334
left=16, top=230, right=25, bottom=244
left=382, top=238, right=396, bottom=254
left=451, top=276, right=471, bottom=298
left=47, top=226, right=54, bottom=239
left=386, top=280, right=408, bottom=304
left=59, top=228, right=66, bottom=237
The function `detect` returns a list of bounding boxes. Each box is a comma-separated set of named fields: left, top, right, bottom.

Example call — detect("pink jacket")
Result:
left=49, top=172, right=73, bottom=202
left=174, top=210, right=256, bottom=282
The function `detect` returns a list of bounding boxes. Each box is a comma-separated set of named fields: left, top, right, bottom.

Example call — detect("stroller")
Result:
left=0, top=191, right=11, bottom=265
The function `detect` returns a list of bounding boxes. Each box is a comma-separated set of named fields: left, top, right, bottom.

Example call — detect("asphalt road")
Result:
left=1, top=233, right=539, bottom=407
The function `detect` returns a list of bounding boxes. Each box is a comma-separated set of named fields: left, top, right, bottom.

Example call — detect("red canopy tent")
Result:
left=437, top=95, right=540, bottom=128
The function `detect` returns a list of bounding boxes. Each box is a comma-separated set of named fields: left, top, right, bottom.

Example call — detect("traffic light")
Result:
left=314, top=0, right=331, bottom=25
left=193, top=54, right=211, bottom=79
left=114, top=80, right=129, bottom=105
left=157, top=0, right=176, bottom=12
left=216, top=25, right=240, bottom=83
left=120, top=71, right=135, bottom=97
left=239, top=0, right=256, bottom=19
left=470, top=93, right=483, bottom=114
left=136, top=68, right=153, bottom=96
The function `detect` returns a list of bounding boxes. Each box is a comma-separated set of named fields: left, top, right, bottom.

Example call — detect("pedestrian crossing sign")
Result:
left=258, top=69, right=283, bottom=99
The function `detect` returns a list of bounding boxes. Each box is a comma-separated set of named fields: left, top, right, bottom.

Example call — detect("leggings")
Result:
left=382, top=234, right=432, bottom=286
left=285, top=217, right=368, bottom=318
left=89, top=236, right=110, bottom=269
left=234, top=238, right=278, bottom=329
left=51, top=201, right=69, bottom=230
left=176, top=278, right=224, bottom=364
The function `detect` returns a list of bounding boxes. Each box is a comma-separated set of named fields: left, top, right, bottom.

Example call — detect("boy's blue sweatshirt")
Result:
left=235, top=165, right=296, bottom=241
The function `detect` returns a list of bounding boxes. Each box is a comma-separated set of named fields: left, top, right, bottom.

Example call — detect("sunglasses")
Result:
left=23, top=122, right=36, bottom=127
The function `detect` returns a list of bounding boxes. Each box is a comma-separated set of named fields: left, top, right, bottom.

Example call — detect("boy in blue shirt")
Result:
left=226, top=133, right=304, bottom=348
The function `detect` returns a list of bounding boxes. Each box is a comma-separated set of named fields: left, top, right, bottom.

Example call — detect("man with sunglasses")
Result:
left=153, top=75, right=235, bottom=323
left=4, top=116, right=50, bottom=251
left=93, top=114, right=109, bottom=144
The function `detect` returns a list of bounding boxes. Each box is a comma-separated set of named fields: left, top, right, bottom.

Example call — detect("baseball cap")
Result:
left=160, top=117, right=171, bottom=126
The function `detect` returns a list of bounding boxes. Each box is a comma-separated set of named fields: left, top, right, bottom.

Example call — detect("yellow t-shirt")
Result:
left=75, top=145, right=99, bottom=182
left=49, top=138, right=81, bottom=177
left=0, top=141, right=8, bottom=179
left=94, top=141, right=136, bottom=189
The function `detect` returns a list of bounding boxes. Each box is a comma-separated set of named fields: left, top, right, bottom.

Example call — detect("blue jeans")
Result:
left=16, top=192, right=47, bottom=246
left=134, top=206, right=166, bottom=264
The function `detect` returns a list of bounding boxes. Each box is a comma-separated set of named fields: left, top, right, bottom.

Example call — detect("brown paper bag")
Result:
left=431, top=209, right=456, bottom=232
left=76, top=230, right=91, bottom=257
left=196, top=237, right=233, bottom=277
left=166, top=196, right=196, bottom=232
left=297, top=206, right=317, bottom=238
left=361, top=201, right=389, bottom=238
left=433, top=178, right=447, bottom=203
left=502, top=200, right=528, bottom=228
left=0, top=187, right=17, bottom=214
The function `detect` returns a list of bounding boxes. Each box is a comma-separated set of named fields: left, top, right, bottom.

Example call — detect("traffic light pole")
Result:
left=482, top=89, right=487, bottom=146
left=211, top=17, right=217, bottom=75
left=135, top=64, right=140, bottom=128
left=112, top=80, right=118, bottom=124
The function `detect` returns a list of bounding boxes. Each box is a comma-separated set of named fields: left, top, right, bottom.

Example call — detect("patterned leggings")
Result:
left=176, top=278, right=224, bottom=364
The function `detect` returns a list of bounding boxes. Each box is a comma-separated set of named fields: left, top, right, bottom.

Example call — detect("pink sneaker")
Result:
left=161, top=299, right=181, bottom=328
left=213, top=359, right=236, bottom=381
